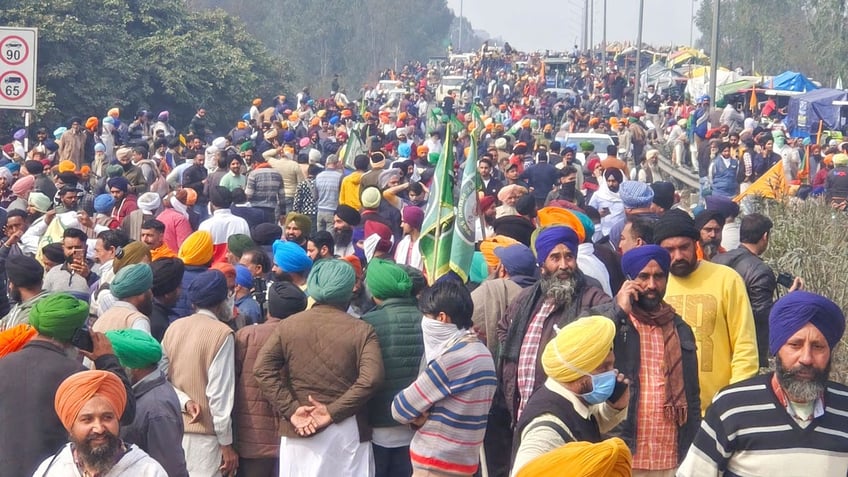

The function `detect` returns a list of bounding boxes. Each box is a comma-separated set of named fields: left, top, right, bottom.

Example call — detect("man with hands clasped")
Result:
left=254, top=259, right=384, bottom=477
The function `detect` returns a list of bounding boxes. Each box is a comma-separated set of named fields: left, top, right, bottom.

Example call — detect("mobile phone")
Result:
left=777, top=272, right=794, bottom=288
left=608, top=379, right=628, bottom=403
left=70, top=328, right=94, bottom=352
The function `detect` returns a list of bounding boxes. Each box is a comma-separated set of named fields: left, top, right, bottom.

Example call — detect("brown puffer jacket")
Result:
left=234, top=319, right=281, bottom=459
left=253, top=304, right=385, bottom=441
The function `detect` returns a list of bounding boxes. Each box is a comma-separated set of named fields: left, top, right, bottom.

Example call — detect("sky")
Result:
left=445, top=0, right=702, bottom=53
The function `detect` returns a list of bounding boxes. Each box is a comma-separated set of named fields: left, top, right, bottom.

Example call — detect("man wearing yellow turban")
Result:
left=511, top=316, right=630, bottom=477
left=516, top=437, right=633, bottom=477
left=32, top=370, right=167, bottom=476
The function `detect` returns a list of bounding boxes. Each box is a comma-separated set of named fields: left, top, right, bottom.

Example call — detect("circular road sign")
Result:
left=0, top=35, right=29, bottom=66
left=0, top=71, right=29, bottom=101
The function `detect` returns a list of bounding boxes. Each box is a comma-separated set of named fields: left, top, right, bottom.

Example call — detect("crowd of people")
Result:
left=1, top=40, right=848, bottom=477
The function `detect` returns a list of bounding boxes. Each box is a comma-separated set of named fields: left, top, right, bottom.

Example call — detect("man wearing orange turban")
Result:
left=32, top=370, right=167, bottom=476
left=0, top=295, right=138, bottom=477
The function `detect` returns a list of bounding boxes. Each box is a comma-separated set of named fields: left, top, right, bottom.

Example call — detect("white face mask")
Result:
left=421, top=315, right=469, bottom=363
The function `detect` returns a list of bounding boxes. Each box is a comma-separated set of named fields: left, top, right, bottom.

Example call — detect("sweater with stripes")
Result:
left=392, top=335, right=497, bottom=476
left=678, top=372, right=848, bottom=477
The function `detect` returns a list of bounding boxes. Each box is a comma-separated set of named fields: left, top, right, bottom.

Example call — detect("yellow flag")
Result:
left=734, top=161, right=787, bottom=202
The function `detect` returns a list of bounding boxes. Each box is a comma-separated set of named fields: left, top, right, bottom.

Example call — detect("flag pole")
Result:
left=430, top=212, right=443, bottom=285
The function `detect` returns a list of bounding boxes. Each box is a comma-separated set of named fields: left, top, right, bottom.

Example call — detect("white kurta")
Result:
left=172, top=314, right=235, bottom=477
left=394, top=235, right=423, bottom=270
left=278, top=416, right=374, bottom=477
left=33, top=442, right=168, bottom=476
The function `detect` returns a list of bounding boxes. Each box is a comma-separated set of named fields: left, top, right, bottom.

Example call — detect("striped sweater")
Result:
left=392, top=335, right=497, bottom=476
left=678, top=373, right=848, bottom=477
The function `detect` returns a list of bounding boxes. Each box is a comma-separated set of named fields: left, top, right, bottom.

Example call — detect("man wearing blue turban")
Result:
left=680, top=291, right=848, bottom=477
left=492, top=224, right=612, bottom=467
left=613, top=245, right=701, bottom=474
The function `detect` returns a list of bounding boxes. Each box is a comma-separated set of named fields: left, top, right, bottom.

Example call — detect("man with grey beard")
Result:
left=486, top=225, right=611, bottom=476
left=679, top=291, right=848, bottom=476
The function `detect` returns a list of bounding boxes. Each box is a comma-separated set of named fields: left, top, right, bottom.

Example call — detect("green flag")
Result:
left=449, top=108, right=483, bottom=282
left=340, top=124, right=366, bottom=170
left=420, top=122, right=456, bottom=284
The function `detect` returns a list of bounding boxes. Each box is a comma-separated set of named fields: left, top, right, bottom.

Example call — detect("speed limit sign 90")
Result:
left=0, top=27, right=37, bottom=109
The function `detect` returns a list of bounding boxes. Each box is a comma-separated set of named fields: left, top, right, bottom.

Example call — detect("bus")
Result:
left=543, top=57, right=576, bottom=89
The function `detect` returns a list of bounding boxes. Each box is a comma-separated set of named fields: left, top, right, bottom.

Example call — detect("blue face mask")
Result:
left=579, top=370, right=618, bottom=405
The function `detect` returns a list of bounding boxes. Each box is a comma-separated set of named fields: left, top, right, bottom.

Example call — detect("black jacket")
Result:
left=713, top=246, right=775, bottom=367
left=611, top=309, right=701, bottom=464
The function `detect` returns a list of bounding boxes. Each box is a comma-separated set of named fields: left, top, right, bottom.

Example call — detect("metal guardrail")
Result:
left=651, top=145, right=700, bottom=192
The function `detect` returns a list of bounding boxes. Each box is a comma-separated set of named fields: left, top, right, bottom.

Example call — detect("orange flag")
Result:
left=734, top=161, right=787, bottom=202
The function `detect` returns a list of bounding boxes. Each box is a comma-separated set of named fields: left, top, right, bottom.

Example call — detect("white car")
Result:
left=375, top=80, right=403, bottom=94
left=436, top=76, right=467, bottom=105
left=555, top=133, right=615, bottom=165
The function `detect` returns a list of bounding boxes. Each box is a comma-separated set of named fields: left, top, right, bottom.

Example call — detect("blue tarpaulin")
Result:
left=785, top=88, right=847, bottom=137
left=770, top=71, right=818, bottom=93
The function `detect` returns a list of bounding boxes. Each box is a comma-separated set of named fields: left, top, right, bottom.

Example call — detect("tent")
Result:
left=684, top=67, right=739, bottom=100
left=715, top=78, right=761, bottom=106
left=666, top=48, right=709, bottom=68
left=769, top=71, right=818, bottom=93
left=639, top=61, right=686, bottom=91
left=785, top=88, right=848, bottom=138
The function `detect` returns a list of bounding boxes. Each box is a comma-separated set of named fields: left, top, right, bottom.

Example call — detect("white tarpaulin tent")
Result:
left=684, top=67, right=740, bottom=100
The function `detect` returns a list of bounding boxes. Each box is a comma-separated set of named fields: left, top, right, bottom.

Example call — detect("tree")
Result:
left=0, top=0, right=289, bottom=133
left=695, top=0, right=847, bottom=84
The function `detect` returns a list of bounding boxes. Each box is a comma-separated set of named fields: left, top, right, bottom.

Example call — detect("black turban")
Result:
left=652, top=209, right=699, bottom=245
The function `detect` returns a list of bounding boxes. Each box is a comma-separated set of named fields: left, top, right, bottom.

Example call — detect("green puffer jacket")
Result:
left=362, top=297, right=424, bottom=428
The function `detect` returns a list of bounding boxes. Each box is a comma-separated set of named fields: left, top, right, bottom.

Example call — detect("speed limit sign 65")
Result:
left=0, top=71, right=28, bottom=101
left=0, top=27, right=37, bottom=109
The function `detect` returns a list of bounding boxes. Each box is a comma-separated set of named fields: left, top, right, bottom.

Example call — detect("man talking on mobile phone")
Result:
left=43, top=228, right=98, bottom=295
left=613, top=245, right=701, bottom=477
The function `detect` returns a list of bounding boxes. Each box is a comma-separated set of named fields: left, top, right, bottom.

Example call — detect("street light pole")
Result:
left=583, top=0, right=589, bottom=51
left=690, top=0, right=695, bottom=46
left=589, top=0, right=594, bottom=63
left=458, top=0, right=463, bottom=52
left=709, top=0, right=720, bottom=107
left=602, top=0, right=607, bottom=77
left=633, top=0, right=644, bottom=107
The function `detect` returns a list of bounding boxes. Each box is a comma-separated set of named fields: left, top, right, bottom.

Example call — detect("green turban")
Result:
left=106, top=164, right=124, bottom=178
left=365, top=258, right=412, bottom=300
left=307, top=259, right=355, bottom=305
left=227, top=234, right=255, bottom=258
left=30, top=293, right=89, bottom=342
left=579, top=141, right=594, bottom=152
left=105, top=329, right=162, bottom=369
left=110, top=264, right=153, bottom=299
